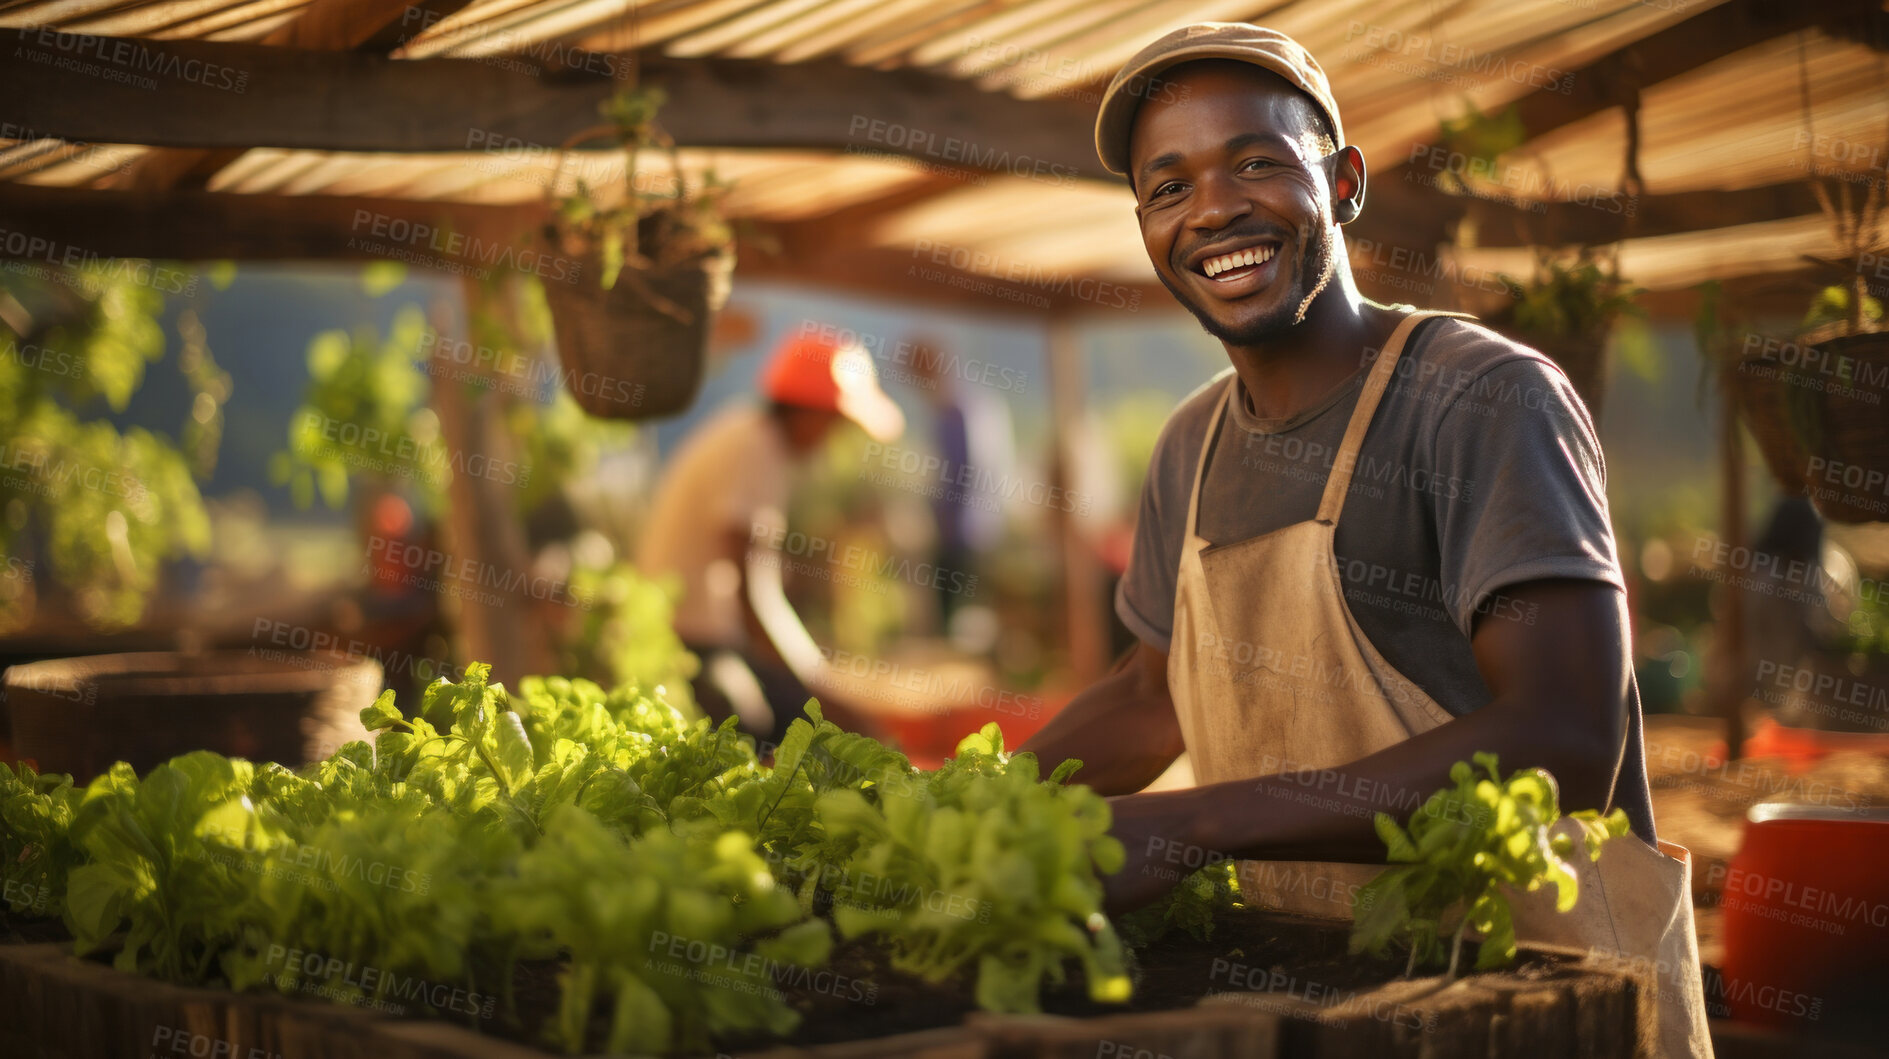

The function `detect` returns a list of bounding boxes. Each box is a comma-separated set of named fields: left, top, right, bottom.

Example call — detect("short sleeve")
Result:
left=1431, top=357, right=1624, bottom=635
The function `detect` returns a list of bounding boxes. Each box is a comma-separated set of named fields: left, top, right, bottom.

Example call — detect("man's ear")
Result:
left=1332, top=145, right=1366, bottom=225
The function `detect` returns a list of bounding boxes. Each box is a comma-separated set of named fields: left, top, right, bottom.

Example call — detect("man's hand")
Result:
left=1100, top=787, right=1216, bottom=915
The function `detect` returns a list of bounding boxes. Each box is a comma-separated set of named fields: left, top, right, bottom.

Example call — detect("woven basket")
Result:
left=1733, top=329, right=1889, bottom=522
left=543, top=246, right=731, bottom=420
left=2, top=651, right=381, bottom=781
left=1730, top=351, right=1813, bottom=497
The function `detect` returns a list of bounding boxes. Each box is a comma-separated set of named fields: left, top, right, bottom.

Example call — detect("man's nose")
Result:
left=1185, top=172, right=1253, bottom=232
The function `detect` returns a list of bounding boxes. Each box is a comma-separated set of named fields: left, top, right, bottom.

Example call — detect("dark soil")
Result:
left=746, top=907, right=1577, bottom=1051
left=0, top=914, right=70, bottom=945
left=3, top=906, right=1579, bottom=1056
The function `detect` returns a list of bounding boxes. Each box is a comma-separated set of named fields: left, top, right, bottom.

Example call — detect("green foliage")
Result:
left=1498, top=249, right=1645, bottom=345
left=0, top=263, right=225, bottom=628
left=63, top=752, right=260, bottom=980
left=1803, top=283, right=1883, bottom=334
left=561, top=561, right=701, bottom=714
left=1115, top=859, right=1241, bottom=951
left=1, top=665, right=1144, bottom=1053
left=271, top=306, right=445, bottom=513
left=1433, top=102, right=1527, bottom=194
left=554, top=86, right=733, bottom=289
left=492, top=810, right=823, bottom=1054
left=1350, top=753, right=1630, bottom=978
left=811, top=723, right=1131, bottom=1013
left=0, top=762, right=84, bottom=920
left=1839, top=586, right=1889, bottom=656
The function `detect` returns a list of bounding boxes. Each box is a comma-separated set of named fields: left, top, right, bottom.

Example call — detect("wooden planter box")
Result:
left=0, top=910, right=1653, bottom=1059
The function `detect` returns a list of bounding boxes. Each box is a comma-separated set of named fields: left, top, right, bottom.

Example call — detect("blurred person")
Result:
left=1019, top=24, right=1709, bottom=1056
left=903, top=335, right=1013, bottom=635
left=1732, top=497, right=1885, bottom=733
left=636, top=332, right=904, bottom=745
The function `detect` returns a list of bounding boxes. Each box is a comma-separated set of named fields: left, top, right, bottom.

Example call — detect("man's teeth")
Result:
left=1202, top=246, right=1277, bottom=278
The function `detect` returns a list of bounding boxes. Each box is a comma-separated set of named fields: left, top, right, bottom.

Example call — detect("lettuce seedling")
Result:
left=1349, top=753, right=1630, bottom=978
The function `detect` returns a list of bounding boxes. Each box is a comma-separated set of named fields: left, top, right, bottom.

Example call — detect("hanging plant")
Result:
left=1488, top=247, right=1645, bottom=419
left=539, top=86, right=736, bottom=420
left=1726, top=41, right=1889, bottom=522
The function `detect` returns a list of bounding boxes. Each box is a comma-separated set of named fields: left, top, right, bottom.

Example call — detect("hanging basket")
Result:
left=1733, top=328, right=1889, bottom=522
left=542, top=245, right=731, bottom=419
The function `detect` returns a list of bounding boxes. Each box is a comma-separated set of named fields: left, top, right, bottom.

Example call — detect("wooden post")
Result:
left=1046, top=314, right=1107, bottom=686
left=1716, top=362, right=1749, bottom=761
left=428, top=279, right=556, bottom=685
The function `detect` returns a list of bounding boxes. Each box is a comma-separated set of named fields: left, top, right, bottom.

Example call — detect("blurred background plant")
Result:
left=273, top=266, right=694, bottom=706
left=0, top=262, right=230, bottom=630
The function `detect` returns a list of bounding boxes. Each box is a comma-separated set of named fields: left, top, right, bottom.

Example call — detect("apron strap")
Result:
left=1182, top=376, right=1236, bottom=542
left=1314, top=310, right=1470, bottom=525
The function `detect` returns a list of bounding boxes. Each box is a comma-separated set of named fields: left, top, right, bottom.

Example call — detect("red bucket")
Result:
left=1716, top=803, right=1889, bottom=1029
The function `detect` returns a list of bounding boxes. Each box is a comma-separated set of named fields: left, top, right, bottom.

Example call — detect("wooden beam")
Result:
left=111, top=0, right=481, bottom=193
left=1382, top=0, right=1882, bottom=176
left=0, top=183, right=1173, bottom=318
left=4, top=32, right=1101, bottom=177
left=0, top=183, right=544, bottom=266
left=1400, top=174, right=1827, bottom=249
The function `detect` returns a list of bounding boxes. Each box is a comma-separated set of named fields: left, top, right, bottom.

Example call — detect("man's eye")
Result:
left=1240, top=158, right=1278, bottom=172
left=1149, top=181, right=1185, bottom=199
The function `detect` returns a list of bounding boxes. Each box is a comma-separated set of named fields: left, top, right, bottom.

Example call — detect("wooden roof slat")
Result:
left=765, top=0, right=967, bottom=63
left=994, top=0, right=1293, bottom=98
left=406, top=0, right=633, bottom=56
left=140, top=0, right=315, bottom=39
left=718, top=0, right=894, bottom=60
left=1, top=0, right=1865, bottom=297
left=203, top=6, right=302, bottom=36
left=402, top=0, right=554, bottom=40
left=908, top=0, right=1109, bottom=69
left=846, top=0, right=1038, bottom=69
left=571, top=0, right=770, bottom=52
left=1502, top=30, right=1888, bottom=196
left=666, top=0, right=835, bottom=57
left=947, top=0, right=1163, bottom=81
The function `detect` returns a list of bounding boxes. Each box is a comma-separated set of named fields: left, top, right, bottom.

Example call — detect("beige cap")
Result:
left=1094, top=23, right=1344, bottom=178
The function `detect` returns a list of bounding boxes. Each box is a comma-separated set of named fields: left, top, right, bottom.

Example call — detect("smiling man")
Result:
left=1019, top=24, right=1710, bottom=1057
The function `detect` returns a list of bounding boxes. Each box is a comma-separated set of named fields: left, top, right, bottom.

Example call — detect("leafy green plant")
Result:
left=62, top=752, right=261, bottom=979
left=1115, top=859, right=1241, bottom=951
left=0, top=664, right=1148, bottom=1053
left=0, top=762, right=83, bottom=921
left=0, top=264, right=229, bottom=628
left=1432, top=101, right=1527, bottom=196
left=1350, top=753, right=1630, bottom=978
left=492, top=809, right=828, bottom=1055
left=812, top=724, right=1131, bottom=1013
left=271, top=305, right=446, bottom=513
left=550, top=86, right=733, bottom=294
left=561, top=558, right=700, bottom=714
left=1497, top=248, right=1644, bottom=346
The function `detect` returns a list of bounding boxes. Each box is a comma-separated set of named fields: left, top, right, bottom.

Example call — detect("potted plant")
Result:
left=1489, top=247, right=1644, bottom=420
left=1739, top=170, right=1888, bottom=523
left=541, top=86, right=735, bottom=419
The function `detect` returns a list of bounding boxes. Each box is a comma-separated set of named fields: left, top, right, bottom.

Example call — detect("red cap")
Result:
left=761, top=334, right=905, bottom=442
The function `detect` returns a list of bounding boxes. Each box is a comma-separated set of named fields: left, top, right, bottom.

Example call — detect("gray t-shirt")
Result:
left=1117, top=317, right=1655, bottom=839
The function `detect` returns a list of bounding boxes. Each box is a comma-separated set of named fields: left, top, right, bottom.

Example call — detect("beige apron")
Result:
left=1169, top=311, right=1711, bottom=1058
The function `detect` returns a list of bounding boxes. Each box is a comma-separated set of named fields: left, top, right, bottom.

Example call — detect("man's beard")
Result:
left=1158, top=224, right=1338, bottom=346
